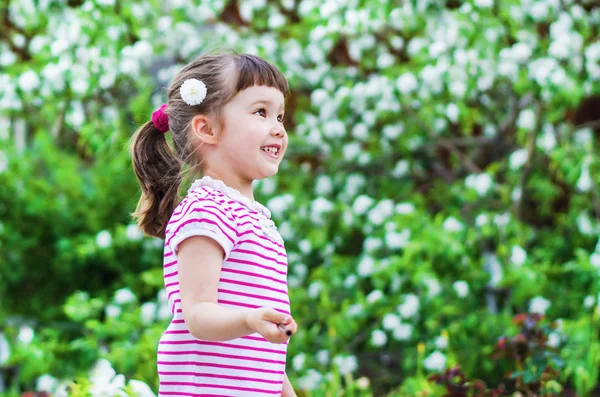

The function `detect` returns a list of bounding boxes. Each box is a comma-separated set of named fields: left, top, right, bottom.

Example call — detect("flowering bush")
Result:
left=1, top=0, right=599, bottom=395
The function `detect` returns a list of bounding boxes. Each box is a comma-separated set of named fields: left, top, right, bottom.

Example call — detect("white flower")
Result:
left=465, top=173, right=493, bottom=196
left=577, top=164, right=592, bottom=192
left=366, top=289, right=384, bottom=304
left=297, top=369, right=323, bottom=391
left=308, top=281, right=323, bottom=298
left=299, top=239, right=311, bottom=254
left=424, top=277, right=441, bottom=298
left=584, top=295, right=595, bottom=309
left=353, top=195, right=374, bottom=215
left=356, top=377, right=370, bottom=390
left=36, top=374, right=59, bottom=392
left=292, top=353, right=306, bottom=371
left=443, top=217, right=464, bottom=232
left=343, top=142, right=361, bottom=160
left=383, top=313, right=401, bottom=330
left=377, top=52, right=395, bottom=68
left=371, top=329, right=387, bottom=347
left=577, top=212, right=594, bottom=235
left=358, top=256, right=376, bottom=277
left=494, top=213, right=510, bottom=228
left=398, top=294, right=419, bottom=318
left=590, top=252, right=600, bottom=268
left=446, top=103, right=459, bottom=123
left=114, top=288, right=136, bottom=305
left=344, top=274, right=357, bottom=288
left=484, top=252, right=503, bottom=287
left=383, top=124, right=404, bottom=140
left=267, top=194, right=294, bottom=218
left=268, top=13, right=286, bottom=29
left=157, top=289, right=168, bottom=305
left=529, top=1, right=549, bottom=21
left=435, top=334, right=448, bottom=350
left=509, top=149, right=528, bottom=170
left=537, top=125, right=556, bottom=151
left=386, top=229, right=410, bottom=249
left=392, top=323, right=413, bottom=341
left=105, top=304, right=121, bottom=318
left=475, top=214, right=488, bottom=227
left=18, top=325, right=34, bottom=345
left=396, top=72, right=418, bottom=94
left=574, top=128, right=593, bottom=147
left=474, top=0, right=492, bottom=8
left=512, top=187, right=522, bottom=203
left=453, top=281, right=469, bottom=298
left=517, top=109, right=536, bottom=130
left=314, top=175, right=332, bottom=195
left=89, top=359, right=127, bottom=397
left=0, top=332, right=9, bottom=364
left=0, top=49, right=16, bottom=66
left=395, top=203, right=414, bottom=214
left=126, top=224, right=143, bottom=241
left=96, top=230, right=112, bottom=249
left=316, top=349, right=329, bottom=365
left=311, top=89, right=329, bottom=107
left=311, top=197, right=334, bottom=225
left=128, top=380, right=157, bottom=397
left=180, top=78, right=207, bottom=106
left=511, top=246, right=527, bottom=267
left=424, top=351, right=447, bottom=371
left=352, top=123, right=369, bottom=140
left=347, top=303, right=363, bottom=317
left=392, top=160, right=409, bottom=177
left=364, top=237, right=383, bottom=252
left=547, top=332, right=560, bottom=348
left=157, top=303, right=171, bottom=320
left=140, top=302, right=157, bottom=325
left=512, top=43, right=532, bottom=63
left=368, top=200, right=394, bottom=225
left=18, top=70, right=40, bottom=92
left=529, top=296, right=551, bottom=315
left=333, top=355, right=358, bottom=375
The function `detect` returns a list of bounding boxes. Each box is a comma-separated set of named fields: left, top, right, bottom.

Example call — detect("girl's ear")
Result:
left=191, top=114, right=218, bottom=145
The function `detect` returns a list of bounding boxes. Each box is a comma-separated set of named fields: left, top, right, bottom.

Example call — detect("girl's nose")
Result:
left=271, top=124, right=286, bottom=137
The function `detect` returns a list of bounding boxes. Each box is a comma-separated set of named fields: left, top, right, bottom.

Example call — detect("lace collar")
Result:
left=188, top=176, right=272, bottom=219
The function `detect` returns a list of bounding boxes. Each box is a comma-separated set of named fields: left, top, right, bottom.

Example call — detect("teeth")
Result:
left=262, top=146, right=279, bottom=154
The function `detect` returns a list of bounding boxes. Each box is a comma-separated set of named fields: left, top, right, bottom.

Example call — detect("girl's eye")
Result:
left=255, top=108, right=266, bottom=117
left=278, top=114, right=285, bottom=123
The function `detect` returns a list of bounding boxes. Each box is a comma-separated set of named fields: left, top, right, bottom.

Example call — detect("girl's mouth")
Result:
left=261, top=145, right=281, bottom=159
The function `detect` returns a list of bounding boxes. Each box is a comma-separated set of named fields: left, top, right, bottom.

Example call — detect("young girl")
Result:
left=130, top=50, right=298, bottom=397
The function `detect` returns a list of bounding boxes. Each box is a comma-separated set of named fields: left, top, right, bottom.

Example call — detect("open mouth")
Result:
left=261, top=145, right=281, bottom=158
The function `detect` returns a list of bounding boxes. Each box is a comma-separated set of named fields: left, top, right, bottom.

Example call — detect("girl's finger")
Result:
left=277, top=323, right=292, bottom=336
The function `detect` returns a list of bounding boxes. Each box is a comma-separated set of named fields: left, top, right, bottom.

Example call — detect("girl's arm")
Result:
left=282, top=373, right=297, bottom=397
left=178, top=236, right=296, bottom=342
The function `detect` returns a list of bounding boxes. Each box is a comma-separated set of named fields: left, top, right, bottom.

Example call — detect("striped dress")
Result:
left=158, top=176, right=290, bottom=396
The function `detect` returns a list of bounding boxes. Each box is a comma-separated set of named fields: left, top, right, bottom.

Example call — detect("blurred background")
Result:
left=1, top=0, right=600, bottom=396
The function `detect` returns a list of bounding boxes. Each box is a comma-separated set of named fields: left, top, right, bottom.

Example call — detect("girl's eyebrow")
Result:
left=249, top=99, right=285, bottom=112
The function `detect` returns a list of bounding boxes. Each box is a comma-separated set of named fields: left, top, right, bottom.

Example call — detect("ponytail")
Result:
left=130, top=120, right=182, bottom=239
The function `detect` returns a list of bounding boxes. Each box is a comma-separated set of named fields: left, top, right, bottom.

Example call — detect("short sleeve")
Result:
left=165, top=196, right=238, bottom=260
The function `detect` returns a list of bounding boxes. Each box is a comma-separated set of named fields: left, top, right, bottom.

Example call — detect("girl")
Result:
left=130, top=50, right=298, bottom=397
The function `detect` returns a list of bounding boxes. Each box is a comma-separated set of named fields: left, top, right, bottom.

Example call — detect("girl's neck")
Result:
left=202, top=170, right=255, bottom=202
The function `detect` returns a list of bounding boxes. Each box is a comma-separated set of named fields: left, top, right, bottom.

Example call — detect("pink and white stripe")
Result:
left=158, top=184, right=290, bottom=396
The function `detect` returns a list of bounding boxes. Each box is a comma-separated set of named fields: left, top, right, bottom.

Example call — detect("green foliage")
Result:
left=1, top=0, right=600, bottom=395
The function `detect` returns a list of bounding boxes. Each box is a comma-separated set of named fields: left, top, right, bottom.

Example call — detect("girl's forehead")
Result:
left=235, top=85, right=285, bottom=106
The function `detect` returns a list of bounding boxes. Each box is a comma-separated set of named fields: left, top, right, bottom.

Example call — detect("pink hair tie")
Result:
left=151, top=104, right=169, bottom=133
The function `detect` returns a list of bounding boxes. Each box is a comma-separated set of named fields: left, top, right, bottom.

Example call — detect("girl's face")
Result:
left=213, top=85, right=288, bottom=184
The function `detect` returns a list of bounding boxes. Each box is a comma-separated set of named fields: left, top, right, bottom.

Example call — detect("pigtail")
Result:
left=130, top=120, right=182, bottom=239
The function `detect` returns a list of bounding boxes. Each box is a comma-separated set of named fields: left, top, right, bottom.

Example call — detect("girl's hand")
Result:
left=246, top=307, right=297, bottom=344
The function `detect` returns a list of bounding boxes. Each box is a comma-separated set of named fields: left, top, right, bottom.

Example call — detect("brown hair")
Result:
left=130, top=49, right=289, bottom=239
